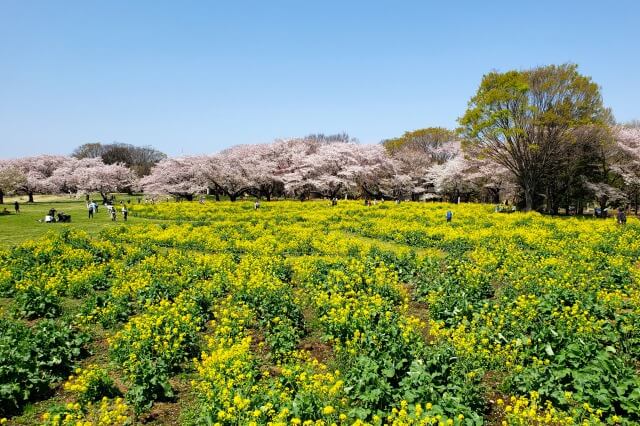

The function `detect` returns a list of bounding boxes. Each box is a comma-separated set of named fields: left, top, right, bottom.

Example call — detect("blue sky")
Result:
left=1, top=0, right=638, bottom=158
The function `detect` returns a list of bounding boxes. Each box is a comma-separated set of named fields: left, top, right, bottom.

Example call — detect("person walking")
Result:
left=121, top=205, right=128, bottom=221
left=446, top=210, right=453, bottom=223
left=617, top=207, right=627, bottom=225
left=14, top=201, right=19, bottom=214
left=88, top=202, right=94, bottom=219
left=110, top=208, right=117, bottom=222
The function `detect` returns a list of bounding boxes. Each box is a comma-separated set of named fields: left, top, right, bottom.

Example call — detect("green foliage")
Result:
left=0, top=318, right=88, bottom=416
left=15, top=285, right=62, bottom=319
left=459, top=63, right=609, bottom=210
left=383, top=127, right=456, bottom=152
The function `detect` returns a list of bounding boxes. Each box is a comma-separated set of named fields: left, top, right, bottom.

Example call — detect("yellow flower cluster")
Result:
left=109, top=297, right=201, bottom=382
left=497, top=392, right=607, bottom=425
left=40, top=397, right=130, bottom=426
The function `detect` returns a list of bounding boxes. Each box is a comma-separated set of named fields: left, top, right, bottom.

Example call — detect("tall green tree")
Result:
left=459, top=64, right=609, bottom=211
left=383, top=127, right=456, bottom=161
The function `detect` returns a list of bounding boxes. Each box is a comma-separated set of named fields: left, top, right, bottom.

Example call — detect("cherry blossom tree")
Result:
left=7, top=155, right=68, bottom=202
left=615, top=125, right=640, bottom=212
left=0, top=161, right=27, bottom=204
left=197, top=148, right=257, bottom=201
left=279, top=140, right=394, bottom=200
left=344, top=144, right=396, bottom=199
left=75, top=160, right=137, bottom=202
left=429, top=155, right=478, bottom=202
left=45, top=157, right=137, bottom=202
left=140, top=157, right=204, bottom=200
left=386, top=134, right=461, bottom=200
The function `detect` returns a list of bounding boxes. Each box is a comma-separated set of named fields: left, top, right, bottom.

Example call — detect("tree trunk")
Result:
left=28, top=192, right=34, bottom=203
left=0, top=190, right=3, bottom=205
left=524, top=187, right=533, bottom=212
left=185, top=194, right=193, bottom=201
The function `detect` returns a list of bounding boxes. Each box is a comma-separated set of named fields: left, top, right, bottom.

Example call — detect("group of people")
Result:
left=87, top=200, right=128, bottom=221
left=43, top=207, right=71, bottom=223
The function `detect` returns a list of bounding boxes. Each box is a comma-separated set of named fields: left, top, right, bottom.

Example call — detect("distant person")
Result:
left=87, top=202, right=94, bottom=219
left=446, top=210, right=453, bottom=223
left=121, top=205, right=128, bottom=221
left=254, top=200, right=260, bottom=210
left=48, top=208, right=57, bottom=221
left=14, top=201, right=19, bottom=214
left=110, top=208, right=117, bottom=221
left=331, top=197, right=337, bottom=206
left=617, top=207, right=627, bottom=225
left=199, top=196, right=205, bottom=204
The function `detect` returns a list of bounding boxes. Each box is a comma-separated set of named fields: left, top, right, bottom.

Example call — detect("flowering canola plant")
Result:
left=1, top=201, right=639, bottom=425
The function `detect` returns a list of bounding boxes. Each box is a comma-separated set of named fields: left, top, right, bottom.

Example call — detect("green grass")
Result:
left=0, top=194, right=150, bottom=249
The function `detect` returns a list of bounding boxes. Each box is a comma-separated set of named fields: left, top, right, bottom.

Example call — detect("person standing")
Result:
left=446, top=210, right=453, bottom=223
left=110, top=208, right=117, bottom=221
left=88, top=202, right=94, bottom=219
left=14, top=201, right=19, bottom=214
left=121, top=205, right=128, bottom=221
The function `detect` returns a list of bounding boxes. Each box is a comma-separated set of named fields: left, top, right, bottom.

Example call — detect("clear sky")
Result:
left=1, top=0, right=639, bottom=158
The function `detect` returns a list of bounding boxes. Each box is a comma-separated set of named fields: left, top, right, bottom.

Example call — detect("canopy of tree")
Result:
left=459, top=64, right=612, bottom=211
left=72, top=142, right=166, bottom=176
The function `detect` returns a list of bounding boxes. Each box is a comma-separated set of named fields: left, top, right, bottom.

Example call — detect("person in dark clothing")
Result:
left=14, top=201, right=19, bottom=213
left=446, top=210, right=453, bottom=223
left=617, top=208, right=627, bottom=225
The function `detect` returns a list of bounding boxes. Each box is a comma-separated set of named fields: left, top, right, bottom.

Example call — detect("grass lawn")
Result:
left=0, top=194, right=149, bottom=248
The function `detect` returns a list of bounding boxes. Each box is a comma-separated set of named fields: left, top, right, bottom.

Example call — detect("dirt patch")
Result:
left=138, top=377, right=191, bottom=425
left=298, top=337, right=333, bottom=364
left=401, top=283, right=431, bottom=340
left=482, top=370, right=509, bottom=426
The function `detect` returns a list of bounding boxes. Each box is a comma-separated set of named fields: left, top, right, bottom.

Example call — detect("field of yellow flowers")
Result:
left=1, top=201, right=639, bottom=425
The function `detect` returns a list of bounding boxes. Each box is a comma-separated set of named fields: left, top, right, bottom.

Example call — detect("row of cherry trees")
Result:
left=1, top=126, right=639, bottom=209
left=0, top=156, right=136, bottom=204
left=138, top=136, right=503, bottom=202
